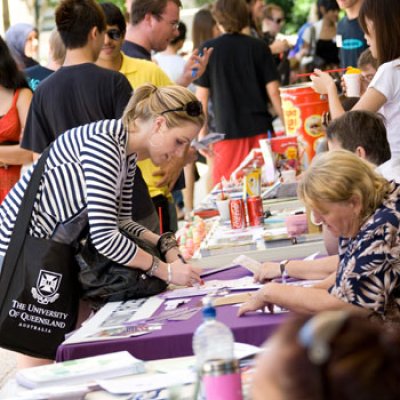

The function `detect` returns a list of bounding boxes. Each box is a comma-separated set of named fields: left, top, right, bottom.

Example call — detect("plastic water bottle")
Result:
left=193, top=297, right=242, bottom=400
left=193, top=296, right=234, bottom=369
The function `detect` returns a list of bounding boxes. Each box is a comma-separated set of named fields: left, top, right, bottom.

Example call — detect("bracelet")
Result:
left=166, top=263, right=172, bottom=285
left=157, top=232, right=178, bottom=256
left=147, top=256, right=161, bottom=277
left=279, top=259, right=289, bottom=283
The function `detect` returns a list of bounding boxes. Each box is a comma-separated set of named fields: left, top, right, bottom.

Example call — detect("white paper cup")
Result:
left=216, top=199, right=230, bottom=221
left=281, top=169, right=296, bottom=184
left=343, top=73, right=361, bottom=97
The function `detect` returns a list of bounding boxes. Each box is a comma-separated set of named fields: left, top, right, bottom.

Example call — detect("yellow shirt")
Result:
left=119, top=53, right=174, bottom=199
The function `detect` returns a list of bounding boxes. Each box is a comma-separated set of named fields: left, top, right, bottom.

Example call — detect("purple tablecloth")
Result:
left=56, top=266, right=287, bottom=362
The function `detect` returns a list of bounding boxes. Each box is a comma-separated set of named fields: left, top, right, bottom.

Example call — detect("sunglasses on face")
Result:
left=322, top=111, right=331, bottom=128
left=267, top=16, right=284, bottom=24
left=161, top=101, right=203, bottom=117
left=106, top=29, right=122, bottom=41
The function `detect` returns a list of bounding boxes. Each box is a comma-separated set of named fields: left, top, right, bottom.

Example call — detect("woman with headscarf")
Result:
left=5, top=23, right=39, bottom=69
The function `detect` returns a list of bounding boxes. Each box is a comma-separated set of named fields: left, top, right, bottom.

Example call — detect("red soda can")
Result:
left=230, top=199, right=246, bottom=229
left=247, top=196, right=264, bottom=226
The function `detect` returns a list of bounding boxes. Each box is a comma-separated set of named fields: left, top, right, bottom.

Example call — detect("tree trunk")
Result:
left=2, top=0, right=10, bottom=32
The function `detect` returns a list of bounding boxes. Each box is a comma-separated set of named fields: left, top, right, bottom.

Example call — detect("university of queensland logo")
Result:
left=31, top=270, right=62, bottom=305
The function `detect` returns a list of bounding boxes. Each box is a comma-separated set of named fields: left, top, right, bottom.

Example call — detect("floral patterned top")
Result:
left=329, top=182, right=400, bottom=319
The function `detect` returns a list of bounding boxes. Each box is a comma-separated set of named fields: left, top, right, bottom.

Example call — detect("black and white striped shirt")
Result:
left=0, top=119, right=146, bottom=265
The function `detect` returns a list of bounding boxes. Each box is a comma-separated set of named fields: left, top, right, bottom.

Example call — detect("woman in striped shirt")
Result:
left=0, top=85, right=205, bottom=361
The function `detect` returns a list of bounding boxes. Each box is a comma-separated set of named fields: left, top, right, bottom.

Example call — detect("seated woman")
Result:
left=239, top=150, right=400, bottom=323
left=252, top=311, right=400, bottom=399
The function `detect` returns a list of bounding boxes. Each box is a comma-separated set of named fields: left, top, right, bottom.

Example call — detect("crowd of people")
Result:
left=1, top=0, right=400, bottom=396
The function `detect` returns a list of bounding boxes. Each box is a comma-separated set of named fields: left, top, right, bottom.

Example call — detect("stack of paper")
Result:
left=16, top=351, right=145, bottom=389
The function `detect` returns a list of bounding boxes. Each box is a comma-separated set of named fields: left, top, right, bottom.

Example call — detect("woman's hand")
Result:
left=254, top=262, right=280, bottom=283
left=168, top=259, right=202, bottom=287
left=237, top=285, right=275, bottom=316
left=310, top=69, right=337, bottom=95
left=164, top=246, right=180, bottom=263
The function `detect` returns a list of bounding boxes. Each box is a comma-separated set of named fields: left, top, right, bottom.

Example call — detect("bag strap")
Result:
left=309, top=25, right=317, bottom=58
left=0, top=147, right=51, bottom=305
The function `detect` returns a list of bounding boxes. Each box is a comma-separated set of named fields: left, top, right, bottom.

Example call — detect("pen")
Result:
left=280, top=259, right=289, bottom=284
left=191, top=50, right=203, bottom=78
left=178, top=254, right=204, bottom=286
left=177, top=253, right=187, bottom=264
left=191, top=67, right=198, bottom=78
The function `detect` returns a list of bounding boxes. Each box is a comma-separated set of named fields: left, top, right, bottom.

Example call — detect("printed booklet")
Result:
left=16, top=351, right=145, bottom=389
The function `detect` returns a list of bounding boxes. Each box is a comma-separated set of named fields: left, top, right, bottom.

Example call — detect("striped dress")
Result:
left=0, top=119, right=146, bottom=265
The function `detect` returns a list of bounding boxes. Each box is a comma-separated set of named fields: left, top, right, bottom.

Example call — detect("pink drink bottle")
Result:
left=202, top=359, right=243, bottom=400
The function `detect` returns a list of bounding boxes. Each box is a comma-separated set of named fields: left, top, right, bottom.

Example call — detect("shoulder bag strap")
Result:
left=0, top=147, right=51, bottom=303
left=309, top=24, right=317, bottom=58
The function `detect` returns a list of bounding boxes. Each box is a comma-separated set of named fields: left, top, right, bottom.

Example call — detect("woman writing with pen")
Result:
left=0, top=84, right=205, bottom=368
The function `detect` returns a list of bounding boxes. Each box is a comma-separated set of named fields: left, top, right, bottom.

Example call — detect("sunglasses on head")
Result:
left=161, top=101, right=203, bottom=117
left=267, top=16, right=284, bottom=24
left=106, top=29, right=122, bottom=41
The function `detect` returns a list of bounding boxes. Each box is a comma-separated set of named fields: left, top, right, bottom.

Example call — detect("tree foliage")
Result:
left=97, top=0, right=126, bottom=12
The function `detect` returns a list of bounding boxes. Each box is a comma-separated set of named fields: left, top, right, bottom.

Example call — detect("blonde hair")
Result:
left=49, top=28, right=66, bottom=65
left=122, top=83, right=205, bottom=129
left=298, top=150, right=391, bottom=219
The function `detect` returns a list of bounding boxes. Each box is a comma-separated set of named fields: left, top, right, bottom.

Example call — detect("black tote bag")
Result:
left=77, top=234, right=167, bottom=309
left=0, top=148, right=80, bottom=359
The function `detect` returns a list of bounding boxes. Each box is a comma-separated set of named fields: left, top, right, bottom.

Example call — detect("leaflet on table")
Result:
left=16, top=351, right=145, bottom=389
left=63, top=296, right=164, bottom=345
left=231, top=254, right=262, bottom=274
left=200, top=263, right=240, bottom=277
left=191, top=132, right=225, bottom=150
left=163, top=276, right=263, bottom=299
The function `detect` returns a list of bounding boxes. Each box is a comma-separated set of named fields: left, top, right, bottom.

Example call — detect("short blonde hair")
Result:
left=298, top=150, right=391, bottom=219
left=49, top=28, right=66, bottom=65
left=122, top=83, right=205, bottom=129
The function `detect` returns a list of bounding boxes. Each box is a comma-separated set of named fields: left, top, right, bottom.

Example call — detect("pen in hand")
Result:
left=177, top=254, right=204, bottom=286
left=191, top=50, right=203, bottom=78
left=177, top=254, right=187, bottom=264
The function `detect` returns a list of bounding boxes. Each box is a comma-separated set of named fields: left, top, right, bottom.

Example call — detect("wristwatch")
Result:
left=279, top=259, right=289, bottom=282
left=157, top=232, right=178, bottom=256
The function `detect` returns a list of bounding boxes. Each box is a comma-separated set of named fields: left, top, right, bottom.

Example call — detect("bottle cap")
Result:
left=202, top=296, right=216, bottom=319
